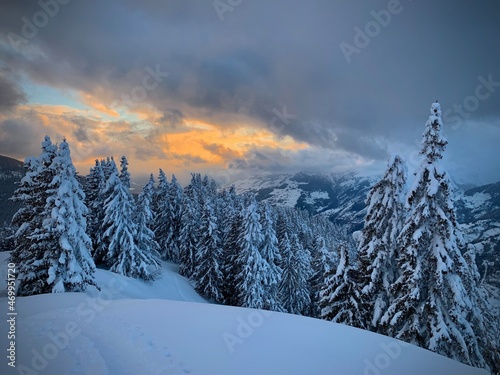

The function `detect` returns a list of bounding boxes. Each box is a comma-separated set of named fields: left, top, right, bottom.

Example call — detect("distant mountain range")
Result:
left=1, top=154, right=499, bottom=287
left=231, top=171, right=500, bottom=288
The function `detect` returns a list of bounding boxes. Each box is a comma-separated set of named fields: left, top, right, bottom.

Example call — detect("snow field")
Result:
left=0, top=252, right=487, bottom=375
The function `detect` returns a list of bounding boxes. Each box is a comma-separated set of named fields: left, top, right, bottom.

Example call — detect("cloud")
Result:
left=0, top=0, right=499, bottom=183
left=0, top=71, right=26, bottom=110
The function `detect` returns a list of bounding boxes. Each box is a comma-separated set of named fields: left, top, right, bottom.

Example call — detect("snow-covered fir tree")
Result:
left=234, top=201, right=270, bottom=309
left=119, top=155, right=131, bottom=189
left=259, top=203, right=282, bottom=311
left=279, top=233, right=312, bottom=315
left=11, top=138, right=98, bottom=295
left=357, top=154, right=407, bottom=329
left=310, top=235, right=337, bottom=318
left=40, top=140, right=99, bottom=293
left=463, top=247, right=500, bottom=373
left=319, top=242, right=367, bottom=328
left=84, top=159, right=106, bottom=253
left=153, top=169, right=172, bottom=260
left=193, top=200, right=224, bottom=302
left=134, top=174, right=162, bottom=278
left=380, top=102, right=487, bottom=369
left=220, top=194, right=244, bottom=305
left=93, top=158, right=119, bottom=265
left=164, top=174, right=184, bottom=263
left=10, top=137, right=58, bottom=295
left=103, top=166, right=160, bottom=280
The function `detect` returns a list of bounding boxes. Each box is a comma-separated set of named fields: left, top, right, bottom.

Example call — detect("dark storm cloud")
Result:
left=0, top=72, right=26, bottom=110
left=0, top=0, right=499, bottom=181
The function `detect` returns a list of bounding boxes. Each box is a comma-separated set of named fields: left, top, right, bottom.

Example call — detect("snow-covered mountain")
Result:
left=230, top=172, right=377, bottom=231
left=457, top=182, right=500, bottom=288
left=0, top=252, right=488, bottom=375
left=229, top=171, right=500, bottom=289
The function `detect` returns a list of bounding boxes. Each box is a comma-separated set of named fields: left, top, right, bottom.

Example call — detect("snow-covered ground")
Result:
left=0, top=252, right=488, bottom=375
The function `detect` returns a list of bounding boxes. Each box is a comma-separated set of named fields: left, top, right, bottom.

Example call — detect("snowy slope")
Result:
left=0, top=253, right=487, bottom=375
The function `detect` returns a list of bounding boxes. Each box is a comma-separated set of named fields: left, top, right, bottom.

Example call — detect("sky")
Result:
left=0, top=0, right=499, bottom=187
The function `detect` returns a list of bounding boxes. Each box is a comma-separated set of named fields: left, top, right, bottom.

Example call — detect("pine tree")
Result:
left=310, top=235, right=336, bottom=318
left=165, top=174, right=184, bottom=262
left=84, top=159, right=106, bottom=253
left=357, top=154, right=407, bottom=329
left=463, top=247, right=500, bottom=373
left=220, top=195, right=244, bottom=305
left=11, top=138, right=99, bottom=295
left=119, top=155, right=131, bottom=189
left=319, top=242, right=367, bottom=328
left=10, top=136, right=58, bottom=295
left=259, top=203, right=282, bottom=311
left=103, top=168, right=159, bottom=280
left=178, top=196, right=198, bottom=278
left=93, top=158, right=119, bottom=266
left=279, top=233, right=312, bottom=315
left=153, top=169, right=170, bottom=259
left=193, top=200, right=224, bottom=302
left=380, top=102, right=486, bottom=368
left=234, top=201, right=269, bottom=309
left=41, top=140, right=99, bottom=292
left=134, top=175, right=161, bottom=277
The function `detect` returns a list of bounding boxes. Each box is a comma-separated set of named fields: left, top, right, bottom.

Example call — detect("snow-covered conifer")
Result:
left=103, top=167, right=159, bottom=280
left=357, top=154, right=407, bottom=329
left=134, top=174, right=161, bottom=277
left=234, top=201, right=269, bottom=308
left=193, top=201, right=224, bottom=302
left=319, top=242, right=367, bottom=328
left=310, top=235, right=336, bottom=318
left=259, top=203, right=282, bottom=311
left=119, top=155, right=131, bottom=189
left=380, top=102, right=487, bottom=368
left=42, top=140, right=99, bottom=292
left=278, top=233, right=312, bottom=315
left=84, top=159, right=106, bottom=252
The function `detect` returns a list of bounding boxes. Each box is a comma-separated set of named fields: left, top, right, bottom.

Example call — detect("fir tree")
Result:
left=319, top=242, right=367, bottom=328
left=193, top=200, right=224, bottom=302
left=259, top=203, right=282, bottom=311
left=93, top=158, right=119, bottom=265
left=135, top=174, right=162, bottom=277
left=41, top=140, right=99, bottom=292
left=84, top=159, right=106, bottom=253
left=10, top=136, right=58, bottom=295
left=11, top=138, right=98, bottom=295
left=357, top=154, right=407, bottom=329
left=103, top=168, right=159, bottom=280
left=279, top=233, right=312, bottom=315
left=380, top=102, right=487, bottom=368
left=153, top=169, right=171, bottom=259
left=234, top=201, right=268, bottom=309
left=310, top=235, right=336, bottom=318
left=119, top=155, right=131, bottom=189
